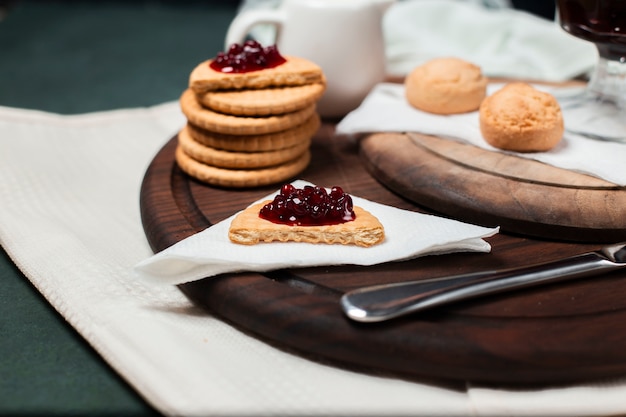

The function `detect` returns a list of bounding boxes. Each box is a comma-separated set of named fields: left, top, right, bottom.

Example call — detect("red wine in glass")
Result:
left=557, top=0, right=626, bottom=60
left=556, top=0, right=626, bottom=142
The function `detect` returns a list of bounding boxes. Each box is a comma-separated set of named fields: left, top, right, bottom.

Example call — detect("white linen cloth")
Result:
left=135, top=179, right=497, bottom=286
left=336, top=83, right=626, bottom=186
left=383, top=0, right=597, bottom=81
left=2, top=103, right=626, bottom=417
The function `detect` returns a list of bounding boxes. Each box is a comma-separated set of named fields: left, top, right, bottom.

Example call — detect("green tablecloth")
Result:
left=0, top=1, right=238, bottom=414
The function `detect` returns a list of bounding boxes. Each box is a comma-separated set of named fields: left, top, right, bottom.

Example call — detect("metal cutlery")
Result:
left=341, top=243, right=626, bottom=322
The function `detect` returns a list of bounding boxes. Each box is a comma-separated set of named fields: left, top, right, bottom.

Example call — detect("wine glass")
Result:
left=556, top=0, right=626, bottom=142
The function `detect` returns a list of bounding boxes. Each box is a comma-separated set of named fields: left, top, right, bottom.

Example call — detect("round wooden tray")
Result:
left=140, top=126, right=626, bottom=386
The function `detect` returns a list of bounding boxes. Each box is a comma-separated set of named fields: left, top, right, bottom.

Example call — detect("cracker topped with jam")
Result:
left=228, top=184, right=385, bottom=247
left=189, top=41, right=326, bottom=93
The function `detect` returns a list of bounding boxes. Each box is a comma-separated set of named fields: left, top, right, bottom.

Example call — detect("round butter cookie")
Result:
left=405, top=57, right=488, bottom=114
left=479, top=82, right=564, bottom=152
left=180, top=88, right=317, bottom=135
left=190, top=55, right=325, bottom=94
left=175, top=146, right=310, bottom=188
left=186, top=114, right=320, bottom=152
left=178, top=126, right=311, bottom=169
left=196, top=82, right=326, bottom=116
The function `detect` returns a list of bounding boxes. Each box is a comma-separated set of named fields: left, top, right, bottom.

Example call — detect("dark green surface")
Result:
left=0, top=1, right=239, bottom=415
left=0, top=0, right=239, bottom=113
left=0, top=248, right=159, bottom=416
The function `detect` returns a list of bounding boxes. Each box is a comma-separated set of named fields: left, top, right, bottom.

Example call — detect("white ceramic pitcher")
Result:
left=225, top=0, right=394, bottom=118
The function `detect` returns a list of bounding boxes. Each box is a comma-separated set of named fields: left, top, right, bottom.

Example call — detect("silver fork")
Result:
left=341, top=243, right=626, bottom=323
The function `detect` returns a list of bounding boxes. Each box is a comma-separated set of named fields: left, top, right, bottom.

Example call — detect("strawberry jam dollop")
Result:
left=259, top=184, right=356, bottom=226
left=209, top=40, right=287, bottom=74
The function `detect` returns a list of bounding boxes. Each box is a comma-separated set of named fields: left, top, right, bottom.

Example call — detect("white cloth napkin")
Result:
left=383, top=0, right=597, bottom=81
left=336, top=82, right=626, bottom=186
left=2, top=103, right=626, bottom=417
left=135, top=180, right=498, bottom=286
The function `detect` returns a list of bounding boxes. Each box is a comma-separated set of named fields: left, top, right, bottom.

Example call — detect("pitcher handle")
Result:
left=224, top=9, right=286, bottom=49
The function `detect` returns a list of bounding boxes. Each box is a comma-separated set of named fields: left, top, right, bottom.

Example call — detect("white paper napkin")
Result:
left=134, top=180, right=498, bottom=286
left=336, top=82, right=626, bottom=186
left=2, top=103, right=626, bottom=417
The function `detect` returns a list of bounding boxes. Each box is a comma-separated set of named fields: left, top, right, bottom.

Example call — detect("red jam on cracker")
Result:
left=260, top=184, right=356, bottom=226
left=210, top=40, right=287, bottom=74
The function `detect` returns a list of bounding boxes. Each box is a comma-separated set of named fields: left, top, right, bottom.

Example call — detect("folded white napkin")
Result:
left=2, top=104, right=626, bottom=417
left=384, top=0, right=597, bottom=81
left=135, top=180, right=498, bottom=286
left=336, top=83, right=626, bottom=186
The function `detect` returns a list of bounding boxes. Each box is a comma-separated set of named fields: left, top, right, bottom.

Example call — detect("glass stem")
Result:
left=588, top=46, right=626, bottom=108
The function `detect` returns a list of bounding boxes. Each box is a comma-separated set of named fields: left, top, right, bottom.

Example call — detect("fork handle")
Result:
left=341, top=252, right=621, bottom=322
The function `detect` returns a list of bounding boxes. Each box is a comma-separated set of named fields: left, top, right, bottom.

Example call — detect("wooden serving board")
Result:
left=361, top=132, right=626, bottom=242
left=140, top=125, right=626, bottom=386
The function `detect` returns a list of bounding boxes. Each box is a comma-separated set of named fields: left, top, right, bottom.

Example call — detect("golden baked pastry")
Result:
left=228, top=201, right=385, bottom=247
left=405, top=57, right=488, bottom=114
left=479, top=82, right=564, bottom=152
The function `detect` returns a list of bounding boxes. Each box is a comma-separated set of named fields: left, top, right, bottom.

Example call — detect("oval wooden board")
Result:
left=140, top=127, right=626, bottom=386
left=360, top=132, right=626, bottom=242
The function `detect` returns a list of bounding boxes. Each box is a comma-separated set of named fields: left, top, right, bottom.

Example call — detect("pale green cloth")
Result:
left=384, top=0, right=596, bottom=80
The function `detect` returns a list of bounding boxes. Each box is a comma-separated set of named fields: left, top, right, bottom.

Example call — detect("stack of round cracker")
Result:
left=176, top=55, right=326, bottom=188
